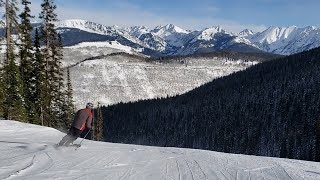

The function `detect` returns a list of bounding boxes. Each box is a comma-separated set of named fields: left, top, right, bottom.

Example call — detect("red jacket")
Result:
left=71, top=108, right=93, bottom=131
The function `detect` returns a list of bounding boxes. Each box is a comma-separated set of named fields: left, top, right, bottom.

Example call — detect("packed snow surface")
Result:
left=1, top=120, right=320, bottom=180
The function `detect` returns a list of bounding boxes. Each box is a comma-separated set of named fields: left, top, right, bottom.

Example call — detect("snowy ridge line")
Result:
left=64, top=50, right=273, bottom=71
left=63, top=52, right=147, bottom=69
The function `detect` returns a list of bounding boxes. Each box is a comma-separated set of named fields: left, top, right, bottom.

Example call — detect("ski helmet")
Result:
left=86, top=102, right=94, bottom=109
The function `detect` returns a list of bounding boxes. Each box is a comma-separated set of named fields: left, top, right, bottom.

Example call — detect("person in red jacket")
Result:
left=58, top=102, right=93, bottom=146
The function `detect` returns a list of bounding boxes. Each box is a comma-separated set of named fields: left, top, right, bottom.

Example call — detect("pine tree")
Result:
left=95, top=102, right=104, bottom=141
left=33, top=28, right=46, bottom=125
left=19, top=0, right=36, bottom=123
left=53, top=33, right=67, bottom=128
left=61, top=67, right=75, bottom=128
left=4, top=58, right=27, bottom=121
left=39, top=0, right=60, bottom=127
left=3, top=0, right=27, bottom=121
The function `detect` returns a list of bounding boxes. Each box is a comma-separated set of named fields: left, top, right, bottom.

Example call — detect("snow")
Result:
left=151, top=24, right=190, bottom=47
left=232, top=36, right=257, bottom=47
left=196, top=26, right=227, bottom=41
left=127, top=26, right=151, bottom=38
left=252, top=26, right=297, bottom=44
left=238, top=29, right=255, bottom=37
left=55, top=19, right=320, bottom=55
left=191, top=26, right=232, bottom=43
left=248, top=26, right=320, bottom=54
left=62, top=47, right=253, bottom=109
left=1, top=120, right=320, bottom=180
left=65, top=41, right=134, bottom=54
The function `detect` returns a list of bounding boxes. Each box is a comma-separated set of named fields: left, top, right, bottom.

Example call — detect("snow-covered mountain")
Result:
left=1, top=120, right=320, bottom=180
left=248, top=26, right=320, bottom=54
left=1, top=19, right=320, bottom=56
left=53, top=19, right=320, bottom=56
left=55, top=20, right=162, bottom=57
left=238, top=29, right=255, bottom=37
left=151, top=24, right=190, bottom=47
left=54, top=20, right=263, bottom=56
left=177, top=26, right=261, bottom=55
left=57, top=19, right=139, bottom=44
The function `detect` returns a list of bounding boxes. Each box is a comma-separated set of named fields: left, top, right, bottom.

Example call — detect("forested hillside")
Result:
left=102, top=47, right=320, bottom=162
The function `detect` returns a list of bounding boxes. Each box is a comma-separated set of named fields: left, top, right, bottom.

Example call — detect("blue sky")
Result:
left=29, top=0, right=319, bottom=32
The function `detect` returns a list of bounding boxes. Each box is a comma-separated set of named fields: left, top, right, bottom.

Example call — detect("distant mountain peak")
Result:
left=239, top=29, right=254, bottom=36
left=154, top=24, right=188, bottom=34
left=196, top=26, right=228, bottom=41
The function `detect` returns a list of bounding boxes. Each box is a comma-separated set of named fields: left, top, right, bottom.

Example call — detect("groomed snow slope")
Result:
left=1, top=120, right=320, bottom=180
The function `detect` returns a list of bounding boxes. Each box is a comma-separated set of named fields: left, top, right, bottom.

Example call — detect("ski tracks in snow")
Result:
left=0, top=145, right=54, bottom=180
left=1, top=123, right=320, bottom=180
left=1, top=142, right=318, bottom=180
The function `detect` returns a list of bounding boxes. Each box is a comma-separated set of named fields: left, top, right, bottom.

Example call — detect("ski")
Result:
left=54, top=144, right=81, bottom=149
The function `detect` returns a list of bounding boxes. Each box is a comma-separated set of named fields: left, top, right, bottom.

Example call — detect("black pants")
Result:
left=58, top=127, right=82, bottom=146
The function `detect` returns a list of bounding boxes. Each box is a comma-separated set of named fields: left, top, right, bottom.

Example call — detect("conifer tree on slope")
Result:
left=3, top=0, right=27, bottom=121
left=33, top=28, right=46, bottom=126
left=39, top=0, right=64, bottom=127
left=19, top=0, right=36, bottom=123
left=53, top=33, right=68, bottom=128
left=61, top=67, right=75, bottom=128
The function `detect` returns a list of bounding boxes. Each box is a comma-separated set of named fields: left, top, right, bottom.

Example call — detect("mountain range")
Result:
left=53, top=19, right=320, bottom=57
left=1, top=19, right=319, bottom=57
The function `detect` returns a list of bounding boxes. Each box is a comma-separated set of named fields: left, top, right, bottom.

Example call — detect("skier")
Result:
left=58, top=102, right=94, bottom=146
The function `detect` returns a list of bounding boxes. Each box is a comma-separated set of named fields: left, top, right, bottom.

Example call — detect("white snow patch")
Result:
left=65, top=41, right=134, bottom=54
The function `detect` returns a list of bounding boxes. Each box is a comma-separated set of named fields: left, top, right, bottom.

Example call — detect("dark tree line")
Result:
left=68, top=50, right=281, bottom=69
left=101, top=47, right=320, bottom=162
left=151, top=51, right=284, bottom=63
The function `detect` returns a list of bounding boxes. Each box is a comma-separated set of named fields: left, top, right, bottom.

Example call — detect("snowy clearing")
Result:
left=0, top=120, right=319, bottom=180
left=65, top=41, right=135, bottom=54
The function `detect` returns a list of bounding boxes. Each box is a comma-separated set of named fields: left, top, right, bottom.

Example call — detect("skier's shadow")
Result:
left=0, top=141, right=30, bottom=149
left=0, top=140, right=30, bottom=145
left=0, top=141, right=47, bottom=151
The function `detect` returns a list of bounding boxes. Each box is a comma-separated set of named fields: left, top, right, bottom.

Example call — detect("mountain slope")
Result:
left=248, top=26, right=320, bottom=54
left=1, top=120, right=320, bottom=180
left=151, top=24, right=190, bottom=47
left=102, top=47, right=320, bottom=162
left=174, top=26, right=262, bottom=55
left=63, top=47, right=261, bottom=109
